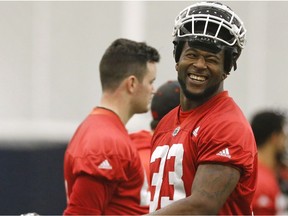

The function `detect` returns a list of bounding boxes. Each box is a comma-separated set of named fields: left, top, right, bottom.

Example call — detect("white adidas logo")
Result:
left=192, top=126, right=200, bottom=137
left=98, top=159, right=112, bottom=169
left=216, top=148, right=231, bottom=159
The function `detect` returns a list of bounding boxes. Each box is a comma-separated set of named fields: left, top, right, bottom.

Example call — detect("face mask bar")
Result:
left=172, top=2, right=247, bottom=49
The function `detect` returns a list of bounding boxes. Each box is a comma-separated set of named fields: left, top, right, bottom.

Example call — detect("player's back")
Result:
left=64, top=110, right=149, bottom=215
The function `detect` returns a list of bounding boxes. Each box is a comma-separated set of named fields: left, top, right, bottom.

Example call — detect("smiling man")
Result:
left=149, top=1, right=258, bottom=215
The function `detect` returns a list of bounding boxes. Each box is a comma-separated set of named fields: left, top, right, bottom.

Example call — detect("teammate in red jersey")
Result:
left=129, top=80, right=180, bottom=183
left=251, top=110, right=288, bottom=215
left=149, top=1, right=257, bottom=215
left=63, top=38, right=160, bottom=215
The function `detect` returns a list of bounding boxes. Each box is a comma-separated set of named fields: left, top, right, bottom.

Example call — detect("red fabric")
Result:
left=63, top=107, right=149, bottom=215
left=130, top=130, right=152, bottom=150
left=150, top=91, right=258, bottom=215
left=252, top=162, right=284, bottom=215
left=64, top=175, right=117, bottom=215
left=129, top=130, right=153, bottom=182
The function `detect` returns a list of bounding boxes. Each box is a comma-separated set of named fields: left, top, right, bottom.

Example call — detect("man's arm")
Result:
left=64, top=174, right=117, bottom=215
left=150, top=163, right=240, bottom=215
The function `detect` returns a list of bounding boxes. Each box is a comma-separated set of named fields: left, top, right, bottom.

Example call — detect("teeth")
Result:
left=189, top=74, right=206, bottom=81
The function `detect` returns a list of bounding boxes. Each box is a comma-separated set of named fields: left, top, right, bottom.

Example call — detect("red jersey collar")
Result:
left=178, top=91, right=229, bottom=123
left=90, top=106, right=126, bottom=132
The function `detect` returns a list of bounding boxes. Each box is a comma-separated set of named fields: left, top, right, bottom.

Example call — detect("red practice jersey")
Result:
left=64, top=108, right=149, bottom=215
left=129, top=130, right=153, bottom=182
left=150, top=91, right=258, bottom=215
left=252, top=162, right=287, bottom=215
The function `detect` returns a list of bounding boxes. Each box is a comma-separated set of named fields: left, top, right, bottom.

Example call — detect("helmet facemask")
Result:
left=172, top=1, right=246, bottom=74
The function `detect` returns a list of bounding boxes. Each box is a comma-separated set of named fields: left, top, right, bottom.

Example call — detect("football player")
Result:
left=251, top=110, right=288, bottom=215
left=63, top=38, right=160, bottom=215
left=149, top=1, right=257, bottom=215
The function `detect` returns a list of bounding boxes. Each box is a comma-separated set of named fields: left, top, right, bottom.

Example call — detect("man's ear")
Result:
left=126, top=75, right=138, bottom=93
left=222, top=73, right=227, bottom=80
left=175, top=63, right=179, bottom=72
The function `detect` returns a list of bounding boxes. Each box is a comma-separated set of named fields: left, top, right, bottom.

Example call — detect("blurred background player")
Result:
left=129, top=80, right=180, bottom=182
left=149, top=1, right=257, bottom=215
left=63, top=38, right=160, bottom=215
left=251, top=109, right=288, bottom=215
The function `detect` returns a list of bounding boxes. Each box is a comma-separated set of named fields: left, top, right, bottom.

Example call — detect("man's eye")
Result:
left=207, top=58, right=219, bottom=64
left=186, top=53, right=197, bottom=58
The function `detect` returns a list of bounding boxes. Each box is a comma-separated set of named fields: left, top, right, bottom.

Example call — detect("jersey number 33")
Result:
left=150, top=144, right=186, bottom=212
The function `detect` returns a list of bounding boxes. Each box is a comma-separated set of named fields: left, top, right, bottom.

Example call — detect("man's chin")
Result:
left=184, top=92, right=206, bottom=100
left=137, top=108, right=149, bottom=115
left=181, top=81, right=222, bottom=101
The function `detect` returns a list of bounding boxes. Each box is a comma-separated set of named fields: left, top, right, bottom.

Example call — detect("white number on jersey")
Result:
left=140, top=168, right=151, bottom=206
left=149, top=144, right=186, bottom=212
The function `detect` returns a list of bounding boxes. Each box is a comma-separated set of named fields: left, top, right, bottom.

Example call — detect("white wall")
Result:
left=0, top=1, right=287, bottom=141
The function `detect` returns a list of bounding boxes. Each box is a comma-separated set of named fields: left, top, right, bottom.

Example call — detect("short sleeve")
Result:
left=72, top=154, right=130, bottom=181
left=196, top=119, right=255, bottom=174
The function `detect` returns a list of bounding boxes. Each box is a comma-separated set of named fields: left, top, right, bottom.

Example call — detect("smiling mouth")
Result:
left=188, top=74, right=207, bottom=82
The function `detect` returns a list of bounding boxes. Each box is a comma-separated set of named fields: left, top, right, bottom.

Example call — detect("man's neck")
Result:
left=99, top=93, right=132, bottom=125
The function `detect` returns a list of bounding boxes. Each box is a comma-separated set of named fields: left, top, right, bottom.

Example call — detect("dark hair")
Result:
left=250, top=110, right=286, bottom=148
left=99, top=38, right=160, bottom=91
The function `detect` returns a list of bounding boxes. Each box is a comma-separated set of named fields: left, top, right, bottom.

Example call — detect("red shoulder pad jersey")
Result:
left=64, top=108, right=149, bottom=215
left=252, top=162, right=287, bottom=215
left=149, top=91, right=258, bottom=215
left=129, top=130, right=152, bottom=182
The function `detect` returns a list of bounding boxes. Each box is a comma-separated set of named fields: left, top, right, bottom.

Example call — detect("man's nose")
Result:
left=193, top=56, right=207, bottom=69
